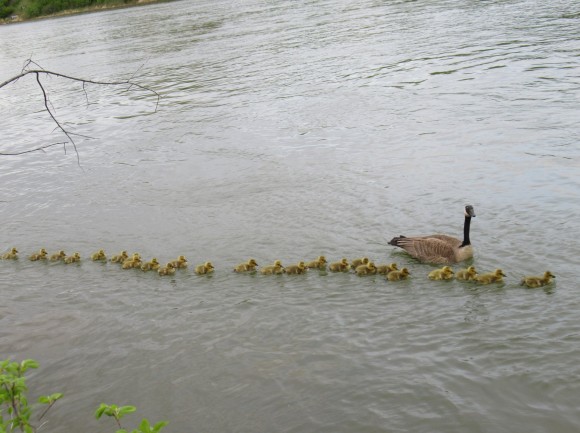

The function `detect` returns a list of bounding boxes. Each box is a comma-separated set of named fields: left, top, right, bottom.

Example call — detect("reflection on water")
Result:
left=1, top=0, right=580, bottom=432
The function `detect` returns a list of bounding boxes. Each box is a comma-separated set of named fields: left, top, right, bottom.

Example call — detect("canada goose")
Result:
left=110, top=251, right=128, bottom=263
left=234, top=258, right=259, bottom=272
left=329, top=258, right=350, bottom=272
left=29, top=248, right=47, bottom=261
left=389, top=205, right=476, bottom=264
left=376, top=263, right=398, bottom=275
left=141, top=258, right=160, bottom=271
left=305, top=256, right=327, bottom=270
left=122, top=254, right=142, bottom=269
left=64, top=252, right=81, bottom=264
left=387, top=267, right=410, bottom=281
left=456, top=266, right=478, bottom=281
left=195, top=261, right=214, bottom=275
left=475, top=269, right=506, bottom=284
left=158, top=263, right=176, bottom=276
left=261, top=260, right=285, bottom=275
left=355, top=261, right=377, bottom=276
left=91, top=250, right=106, bottom=261
left=170, top=255, right=188, bottom=269
left=520, top=271, right=555, bottom=288
left=2, top=248, right=18, bottom=260
left=49, top=250, right=66, bottom=262
left=350, top=257, right=369, bottom=269
left=428, top=266, right=455, bottom=280
left=286, top=261, right=307, bottom=274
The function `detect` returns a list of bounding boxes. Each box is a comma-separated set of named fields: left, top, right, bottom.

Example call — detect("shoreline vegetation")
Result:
left=0, top=0, right=173, bottom=24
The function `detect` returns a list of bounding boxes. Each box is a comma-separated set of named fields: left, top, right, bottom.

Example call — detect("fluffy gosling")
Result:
left=355, top=261, right=377, bottom=276
left=286, top=261, right=307, bottom=275
left=475, top=269, right=506, bottom=284
left=195, top=261, right=214, bottom=275
left=305, top=256, right=327, bottom=270
left=261, top=260, right=285, bottom=275
left=376, top=263, right=398, bottom=275
left=456, top=266, right=478, bottom=281
left=29, top=248, right=47, bottom=261
left=328, top=258, right=349, bottom=272
left=428, top=266, right=455, bottom=280
left=170, top=255, right=188, bottom=269
left=234, top=258, right=259, bottom=273
left=387, top=267, right=410, bottom=281
left=520, top=271, right=555, bottom=288
left=141, top=258, right=160, bottom=271
left=350, top=257, right=369, bottom=270
left=50, top=250, right=66, bottom=262
left=2, top=248, right=18, bottom=260
left=110, top=251, right=128, bottom=263
left=158, top=263, right=176, bottom=276
left=64, top=252, right=81, bottom=264
left=91, top=249, right=106, bottom=261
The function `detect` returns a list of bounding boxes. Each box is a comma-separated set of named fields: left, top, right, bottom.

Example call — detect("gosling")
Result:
left=141, top=258, right=160, bottom=271
left=387, top=267, right=411, bottom=281
left=29, top=248, right=47, bottom=261
left=64, top=252, right=81, bottom=264
left=110, top=251, right=128, bottom=263
left=195, top=261, right=214, bottom=275
left=50, top=250, right=66, bottom=262
left=261, top=260, right=285, bottom=275
left=328, top=258, right=350, bottom=272
left=376, top=263, right=398, bottom=275
left=286, top=261, right=307, bottom=274
left=158, top=263, right=176, bottom=276
left=170, top=255, right=188, bottom=269
left=520, top=271, right=555, bottom=288
left=234, top=258, right=259, bottom=273
left=2, top=248, right=18, bottom=260
left=122, top=254, right=142, bottom=269
left=305, top=256, right=327, bottom=270
left=355, top=261, right=377, bottom=276
left=475, top=269, right=506, bottom=284
left=456, top=266, right=478, bottom=281
left=350, top=257, right=369, bottom=270
left=91, top=249, right=106, bottom=261
left=428, top=266, right=455, bottom=280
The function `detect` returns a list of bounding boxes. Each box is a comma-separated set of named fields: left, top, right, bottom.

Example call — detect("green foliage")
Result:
left=1, top=0, right=142, bottom=19
left=0, top=0, right=15, bottom=19
left=0, top=359, right=61, bottom=433
left=95, top=403, right=168, bottom=433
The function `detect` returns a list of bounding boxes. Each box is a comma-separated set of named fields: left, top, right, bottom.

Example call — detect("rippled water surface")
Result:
left=1, top=1, right=580, bottom=432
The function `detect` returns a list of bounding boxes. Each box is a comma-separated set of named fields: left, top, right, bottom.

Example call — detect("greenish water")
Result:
left=1, top=1, right=579, bottom=432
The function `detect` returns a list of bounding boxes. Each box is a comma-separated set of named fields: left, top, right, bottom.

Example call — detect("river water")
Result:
left=1, top=1, right=579, bottom=432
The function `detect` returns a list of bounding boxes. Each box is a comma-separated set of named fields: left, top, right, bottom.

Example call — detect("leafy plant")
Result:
left=0, top=359, right=62, bottom=433
left=95, top=403, right=168, bottom=433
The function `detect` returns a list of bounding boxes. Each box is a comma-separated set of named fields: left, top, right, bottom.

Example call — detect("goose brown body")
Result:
left=389, top=205, right=476, bottom=264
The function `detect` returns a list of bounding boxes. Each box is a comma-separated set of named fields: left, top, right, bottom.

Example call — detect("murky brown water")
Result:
left=1, top=1, right=580, bottom=432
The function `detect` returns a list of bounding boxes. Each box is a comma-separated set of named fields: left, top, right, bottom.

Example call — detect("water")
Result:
left=1, top=1, right=580, bottom=432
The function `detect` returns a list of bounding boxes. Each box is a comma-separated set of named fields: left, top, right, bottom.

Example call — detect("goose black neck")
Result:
left=461, top=216, right=471, bottom=247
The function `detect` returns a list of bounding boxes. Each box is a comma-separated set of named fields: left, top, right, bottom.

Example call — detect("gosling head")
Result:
left=249, top=258, right=258, bottom=266
left=545, top=271, right=555, bottom=279
left=495, top=269, right=506, bottom=277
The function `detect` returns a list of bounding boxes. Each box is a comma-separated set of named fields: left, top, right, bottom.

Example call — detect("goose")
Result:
left=110, top=251, right=128, bottom=263
left=428, top=266, right=454, bottom=280
left=234, top=258, right=259, bottom=272
left=2, top=248, right=18, bottom=260
left=141, top=258, right=160, bottom=271
left=520, top=271, right=555, bottom=288
left=328, top=258, right=350, bottom=272
left=195, top=261, right=214, bottom=275
left=261, top=260, right=285, bottom=275
left=475, top=269, right=506, bottom=284
left=50, top=250, right=66, bottom=262
left=350, top=257, right=369, bottom=269
left=355, top=261, right=377, bottom=276
left=64, top=252, right=81, bottom=264
left=305, top=256, right=327, bottom=270
left=286, top=261, right=307, bottom=274
left=170, top=255, right=188, bottom=269
left=158, top=263, right=176, bottom=276
left=29, top=248, right=47, bottom=261
left=376, top=263, right=398, bottom=275
left=389, top=205, right=476, bottom=264
left=456, top=266, right=478, bottom=281
left=122, top=254, right=142, bottom=269
left=91, top=250, right=106, bottom=261
left=387, top=267, right=410, bottom=281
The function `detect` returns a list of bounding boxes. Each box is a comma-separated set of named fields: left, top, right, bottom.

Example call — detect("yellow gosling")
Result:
left=195, top=261, right=215, bottom=275
left=305, top=256, right=327, bottom=270
left=122, top=254, right=142, bottom=269
left=520, top=271, right=555, bottom=288
left=110, top=251, right=128, bottom=263
left=29, top=249, right=47, bottom=261
left=350, top=257, right=369, bottom=270
left=49, top=250, right=66, bottom=262
left=428, top=266, right=455, bottom=280
left=141, top=258, right=160, bottom=271
left=261, top=260, right=285, bottom=275
left=475, top=269, right=506, bottom=284
left=170, top=255, right=188, bottom=269
left=2, top=247, right=18, bottom=260
left=456, top=266, right=478, bottom=281
left=355, top=261, right=378, bottom=276
left=286, top=261, right=307, bottom=275
left=64, top=252, right=81, bottom=264
left=91, top=249, right=106, bottom=261
left=158, top=263, right=176, bottom=276
left=329, top=258, right=349, bottom=272
left=376, top=263, right=398, bottom=275
left=234, top=258, right=259, bottom=272
left=387, top=267, right=411, bottom=281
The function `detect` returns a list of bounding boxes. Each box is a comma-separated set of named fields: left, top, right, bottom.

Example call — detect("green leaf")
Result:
left=118, top=405, right=137, bottom=417
left=139, top=418, right=152, bottom=433
left=20, top=360, right=39, bottom=372
left=152, top=421, right=169, bottom=433
left=95, top=403, right=109, bottom=419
